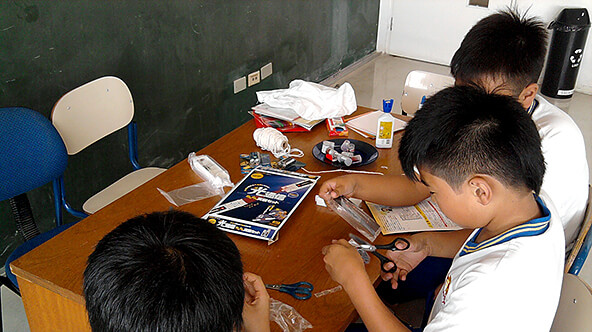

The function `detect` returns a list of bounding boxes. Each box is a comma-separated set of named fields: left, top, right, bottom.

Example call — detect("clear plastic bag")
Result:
left=157, top=183, right=224, bottom=207
left=157, top=154, right=234, bottom=206
left=270, top=298, right=313, bottom=332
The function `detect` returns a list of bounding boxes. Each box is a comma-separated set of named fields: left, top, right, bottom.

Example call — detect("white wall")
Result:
left=377, top=0, right=592, bottom=94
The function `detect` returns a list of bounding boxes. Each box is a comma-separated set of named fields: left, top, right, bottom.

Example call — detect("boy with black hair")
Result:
left=83, top=210, right=270, bottom=332
left=450, top=10, right=588, bottom=246
left=323, top=86, right=564, bottom=331
left=319, top=8, right=587, bottom=301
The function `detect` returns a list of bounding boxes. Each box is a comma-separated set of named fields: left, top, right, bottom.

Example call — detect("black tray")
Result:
left=312, top=138, right=379, bottom=168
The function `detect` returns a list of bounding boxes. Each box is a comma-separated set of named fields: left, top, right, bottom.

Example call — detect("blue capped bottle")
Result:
left=375, top=99, right=395, bottom=148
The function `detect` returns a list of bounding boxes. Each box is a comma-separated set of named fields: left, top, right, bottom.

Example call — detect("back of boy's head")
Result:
left=399, top=85, right=545, bottom=194
left=450, top=9, right=547, bottom=95
left=83, top=210, right=244, bottom=332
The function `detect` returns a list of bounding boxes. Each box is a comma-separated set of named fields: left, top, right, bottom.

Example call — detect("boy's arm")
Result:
left=322, top=240, right=411, bottom=332
left=414, top=229, right=473, bottom=258
left=318, top=174, right=430, bottom=207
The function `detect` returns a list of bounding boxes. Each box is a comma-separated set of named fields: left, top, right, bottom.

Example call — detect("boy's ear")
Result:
left=468, top=176, right=492, bottom=205
left=517, top=83, right=539, bottom=109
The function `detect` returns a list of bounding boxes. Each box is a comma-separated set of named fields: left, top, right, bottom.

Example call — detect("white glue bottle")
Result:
left=375, top=99, right=395, bottom=148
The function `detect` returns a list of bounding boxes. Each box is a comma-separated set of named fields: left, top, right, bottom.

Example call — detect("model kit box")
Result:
left=203, top=167, right=319, bottom=242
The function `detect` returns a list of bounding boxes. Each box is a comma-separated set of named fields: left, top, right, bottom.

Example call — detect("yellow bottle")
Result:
left=375, top=99, right=394, bottom=148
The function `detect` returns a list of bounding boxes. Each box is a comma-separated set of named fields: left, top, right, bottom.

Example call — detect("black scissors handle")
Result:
left=375, top=237, right=410, bottom=251
left=372, top=251, right=398, bottom=274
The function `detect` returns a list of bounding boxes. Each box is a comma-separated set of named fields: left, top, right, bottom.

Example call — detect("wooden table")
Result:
left=11, top=107, right=407, bottom=331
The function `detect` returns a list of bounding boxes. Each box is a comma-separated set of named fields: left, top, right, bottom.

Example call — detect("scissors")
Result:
left=349, top=233, right=410, bottom=273
left=265, top=281, right=314, bottom=300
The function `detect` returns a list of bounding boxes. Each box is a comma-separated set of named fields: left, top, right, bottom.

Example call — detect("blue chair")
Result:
left=0, top=107, right=85, bottom=290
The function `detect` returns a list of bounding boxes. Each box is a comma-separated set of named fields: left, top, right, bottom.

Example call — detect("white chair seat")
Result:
left=551, top=273, right=592, bottom=332
left=82, top=167, right=166, bottom=214
left=401, top=70, right=454, bottom=116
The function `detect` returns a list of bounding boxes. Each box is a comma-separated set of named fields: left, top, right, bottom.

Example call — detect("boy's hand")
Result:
left=318, top=176, right=357, bottom=202
left=381, top=236, right=429, bottom=289
left=322, top=239, right=368, bottom=290
left=242, top=272, right=271, bottom=332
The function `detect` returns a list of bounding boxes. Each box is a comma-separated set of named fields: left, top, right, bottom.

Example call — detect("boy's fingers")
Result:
left=383, top=261, right=395, bottom=271
left=399, top=270, right=408, bottom=281
left=391, top=279, right=399, bottom=289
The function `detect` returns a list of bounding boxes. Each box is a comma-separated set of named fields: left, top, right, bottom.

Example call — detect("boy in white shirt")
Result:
left=322, top=86, right=564, bottom=331
left=319, top=9, right=587, bottom=304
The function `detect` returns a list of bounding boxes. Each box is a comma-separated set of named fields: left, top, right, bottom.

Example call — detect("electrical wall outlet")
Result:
left=261, top=62, right=273, bottom=80
left=234, top=76, right=246, bottom=94
left=248, top=71, right=260, bottom=87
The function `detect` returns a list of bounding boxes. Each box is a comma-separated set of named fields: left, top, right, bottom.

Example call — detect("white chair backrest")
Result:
left=551, top=273, right=592, bottom=332
left=51, top=76, right=134, bottom=155
left=401, top=70, right=454, bottom=116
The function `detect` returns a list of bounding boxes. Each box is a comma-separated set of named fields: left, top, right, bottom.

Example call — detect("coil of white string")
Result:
left=253, top=128, right=304, bottom=158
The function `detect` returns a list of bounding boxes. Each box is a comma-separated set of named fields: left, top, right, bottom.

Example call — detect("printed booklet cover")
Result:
left=204, top=167, right=319, bottom=242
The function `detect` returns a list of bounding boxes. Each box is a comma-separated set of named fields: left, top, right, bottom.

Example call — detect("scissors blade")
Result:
left=349, top=233, right=376, bottom=251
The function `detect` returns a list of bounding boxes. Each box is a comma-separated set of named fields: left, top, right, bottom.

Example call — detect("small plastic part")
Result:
left=340, top=140, right=355, bottom=153
left=327, top=196, right=380, bottom=242
left=270, top=298, right=313, bottom=331
left=249, top=152, right=261, bottom=167
left=313, top=285, right=343, bottom=298
left=321, top=140, right=335, bottom=154
left=336, top=154, right=352, bottom=167
left=261, top=153, right=271, bottom=166
left=315, top=195, right=327, bottom=207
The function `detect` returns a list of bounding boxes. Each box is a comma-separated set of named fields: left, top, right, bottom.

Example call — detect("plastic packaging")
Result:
left=375, top=99, right=395, bottom=148
left=314, top=285, right=343, bottom=298
left=270, top=298, right=313, bottom=332
left=187, top=153, right=233, bottom=189
left=157, top=154, right=233, bottom=206
left=327, top=196, right=381, bottom=242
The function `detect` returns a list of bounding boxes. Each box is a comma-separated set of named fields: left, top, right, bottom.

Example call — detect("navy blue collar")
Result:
left=527, top=99, right=539, bottom=116
left=459, top=195, right=550, bottom=257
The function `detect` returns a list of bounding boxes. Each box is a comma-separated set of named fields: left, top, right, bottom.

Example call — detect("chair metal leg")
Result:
left=8, top=195, right=40, bottom=242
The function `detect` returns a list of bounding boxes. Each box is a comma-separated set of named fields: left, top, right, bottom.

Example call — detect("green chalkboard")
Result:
left=0, top=0, right=378, bottom=265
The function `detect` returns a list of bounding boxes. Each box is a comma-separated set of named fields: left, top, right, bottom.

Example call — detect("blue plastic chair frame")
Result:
left=569, top=224, right=592, bottom=275
left=52, top=120, right=141, bottom=223
left=128, top=121, right=141, bottom=171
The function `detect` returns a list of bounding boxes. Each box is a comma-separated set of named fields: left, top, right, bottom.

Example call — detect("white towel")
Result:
left=256, top=80, right=357, bottom=121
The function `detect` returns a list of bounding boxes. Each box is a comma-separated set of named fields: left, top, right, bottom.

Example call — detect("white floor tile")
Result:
left=1, top=285, right=30, bottom=332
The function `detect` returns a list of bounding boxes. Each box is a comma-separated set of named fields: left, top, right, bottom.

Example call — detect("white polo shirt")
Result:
left=424, top=194, right=564, bottom=332
left=532, top=95, right=589, bottom=246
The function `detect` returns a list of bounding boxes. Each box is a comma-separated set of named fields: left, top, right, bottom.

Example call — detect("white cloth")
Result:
left=425, top=193, right=564, bottom=332
left=533, top=95, right=589, bottom=246
left=256, top=80, right=357, bottom=121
